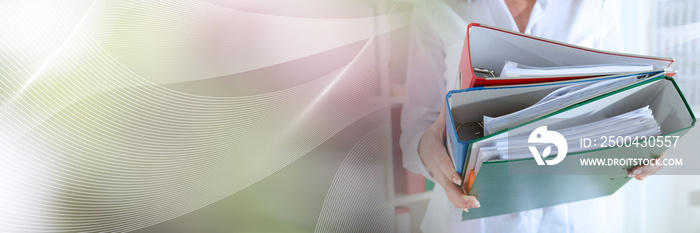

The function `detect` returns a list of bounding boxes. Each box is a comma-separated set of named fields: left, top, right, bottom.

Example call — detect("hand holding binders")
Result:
left=444, top=24, right=696, bottom=221
left=448, top=74, right=695, bottom=221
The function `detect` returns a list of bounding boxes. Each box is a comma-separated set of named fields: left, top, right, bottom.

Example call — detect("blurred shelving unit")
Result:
left=371, top=1, right=431, bottom=232
left=651, top=0, right=700, bottom=107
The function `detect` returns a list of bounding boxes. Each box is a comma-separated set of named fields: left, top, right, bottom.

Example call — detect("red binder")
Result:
left=458, top=23, right=675, bottom=89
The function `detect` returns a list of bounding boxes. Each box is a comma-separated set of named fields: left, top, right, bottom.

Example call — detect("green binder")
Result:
left=446, top=75, right=696, bottom=221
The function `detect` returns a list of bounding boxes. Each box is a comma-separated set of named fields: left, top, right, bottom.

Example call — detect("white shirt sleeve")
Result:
left=597, top=0, right=624, bottom=52
left=399, top=0, right=448, bottom=182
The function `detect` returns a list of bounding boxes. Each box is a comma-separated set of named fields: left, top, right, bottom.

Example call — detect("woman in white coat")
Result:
left=400, top=0, right=661, bottom=232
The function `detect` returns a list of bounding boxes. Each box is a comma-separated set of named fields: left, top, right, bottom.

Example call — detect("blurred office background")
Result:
left=617, top=0, right=700, bottom=232
left=0, top=0, right=698, bottom=232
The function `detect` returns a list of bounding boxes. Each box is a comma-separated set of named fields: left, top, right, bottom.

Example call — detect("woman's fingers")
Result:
left=436, top=173, right=480, bottom=210
left=434, top=150, right=462, bottom=185
left=464, top=195, right=480, bottom=210
left=628, top=153, right=666, bottom=180
left=418, top=99, right=479, bottom=211
left=433, top=101, right=479, bottom=210
left=432, top=151, right=478, bottom=209
left=628, top=164, right=662, bottom=180
left=423, top=140, right=479, bottom=210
